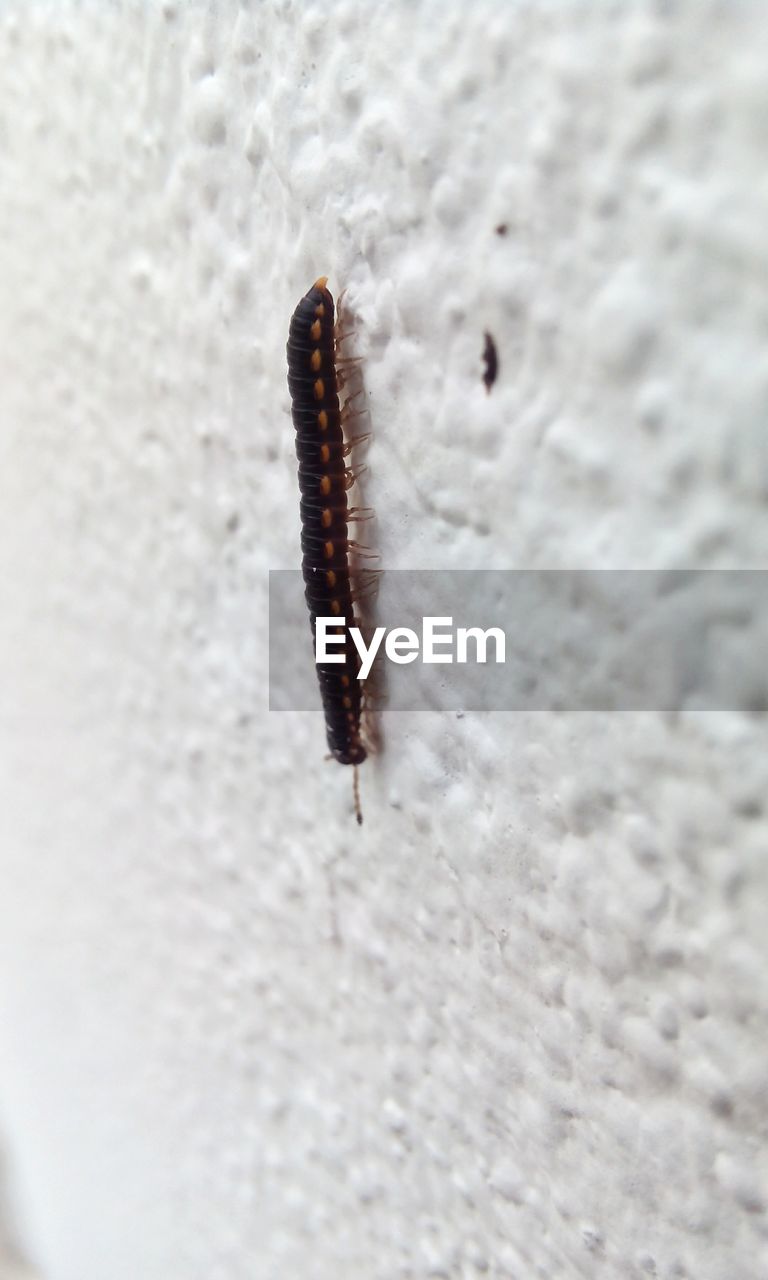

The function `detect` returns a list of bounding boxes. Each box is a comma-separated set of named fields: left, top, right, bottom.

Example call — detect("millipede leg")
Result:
left=353, top=765, right=363, bottom=826
left=350, top=591, right=378, bottom=608
left=344, top=465, right=368, bottom=490
left=357, top=569, right=382, bottom=586
left=342, top=432, right=371, bottom=454
left=340, top=400, right=367, bottom=422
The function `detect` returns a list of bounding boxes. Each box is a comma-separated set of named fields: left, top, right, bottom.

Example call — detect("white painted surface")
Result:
left=0, top=3, right=767, bottom=1278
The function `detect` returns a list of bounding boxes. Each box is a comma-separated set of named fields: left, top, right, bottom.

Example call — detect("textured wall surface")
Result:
left=1, top=3, right=767, bottom=1278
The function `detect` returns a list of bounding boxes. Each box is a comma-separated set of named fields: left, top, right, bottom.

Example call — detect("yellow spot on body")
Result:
left=310, top=349, right=321, bottom=372
left=326, top=570, right=337, bottom=588
left=342, top=696, right=352, bottom=709
left=313, top=276, right=328, bottom=290
left=321, top=508, right=332, bottom=528
left=320, top=475, right=331, bottom=496
left=318, top=410, right=328, bottom=431
left=315, top=304, right=325, bottom=318
left=324, top=541, right=334, bottom=559
left=310, top=319, right=322, bottom=340
left=330, top=599, right=340, bottom=615
left=314, top=378, right=325, bottom=400
left=320, top=444, right=330, bottom=463
left=341, top=675, right=350, bottom=688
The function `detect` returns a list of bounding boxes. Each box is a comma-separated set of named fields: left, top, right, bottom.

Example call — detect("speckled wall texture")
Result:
left=0, top=3, right=766, bottom=1278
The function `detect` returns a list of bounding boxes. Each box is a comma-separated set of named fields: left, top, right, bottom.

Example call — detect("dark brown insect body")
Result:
left=287, top=278, right=366, bottom=812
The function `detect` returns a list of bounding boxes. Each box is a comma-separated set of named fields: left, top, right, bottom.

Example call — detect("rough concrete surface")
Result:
left=0, top=3, right=767, bottom=1278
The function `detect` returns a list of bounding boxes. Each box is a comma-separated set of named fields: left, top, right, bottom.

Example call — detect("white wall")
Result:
left=0, top=3, right=767, bottom=1278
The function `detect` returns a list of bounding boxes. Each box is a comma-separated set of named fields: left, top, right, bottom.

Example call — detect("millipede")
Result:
left=286, top=276, right=368, bottom=824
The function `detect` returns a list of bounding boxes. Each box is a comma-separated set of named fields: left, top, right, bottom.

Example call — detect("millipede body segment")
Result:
left=286, top=277, right=367, bottom=804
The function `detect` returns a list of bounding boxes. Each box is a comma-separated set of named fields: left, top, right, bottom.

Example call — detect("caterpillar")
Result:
left=286, top=277, right=367, bottom=823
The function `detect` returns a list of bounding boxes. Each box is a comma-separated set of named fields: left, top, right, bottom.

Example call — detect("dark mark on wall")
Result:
left=482, top=332, right=498, bottom=394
